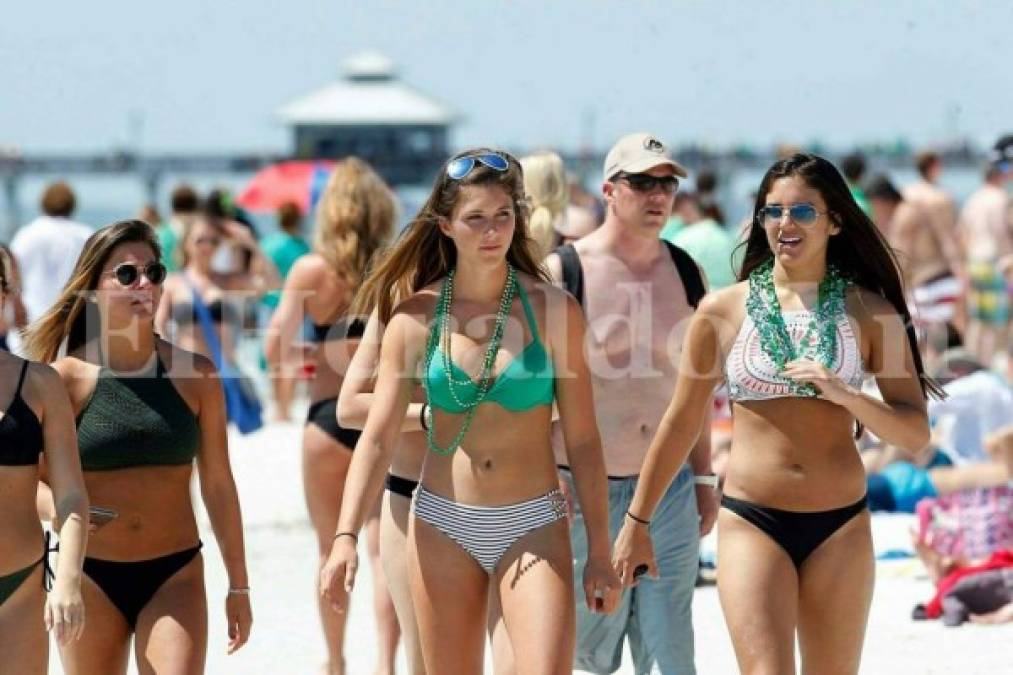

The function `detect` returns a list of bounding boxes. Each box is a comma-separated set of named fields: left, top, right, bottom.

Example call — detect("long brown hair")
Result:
left=22, top=220, right=161, bottom=363
left=314, top=157, right=396, bottom=290
left=735, top=153, right=943, bottom=400
left=0, top=245, right=11, bottom=295
left=352, top=148, right=547, bottom=322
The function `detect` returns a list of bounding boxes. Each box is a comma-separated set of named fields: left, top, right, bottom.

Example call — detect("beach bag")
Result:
left=184, top=276, right=263, bottom=434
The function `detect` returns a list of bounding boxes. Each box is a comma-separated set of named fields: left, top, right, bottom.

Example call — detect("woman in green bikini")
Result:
left=0, top=246, right=89, bottom=674
left=320, top=148, right=619, bottom=673
left=613, top=154, right=940, bottom=674
left=24, top=220, right=251, bottom=674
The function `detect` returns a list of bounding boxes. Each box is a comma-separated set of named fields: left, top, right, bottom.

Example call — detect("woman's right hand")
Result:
left=45, top=579, right=85, bottom=645
left=319, top=536, right=358, bottom=614
left=612, top=519, right=658, bottom=587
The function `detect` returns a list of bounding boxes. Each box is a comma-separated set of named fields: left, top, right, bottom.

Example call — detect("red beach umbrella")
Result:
left=236, top=160, right=336, bottom=214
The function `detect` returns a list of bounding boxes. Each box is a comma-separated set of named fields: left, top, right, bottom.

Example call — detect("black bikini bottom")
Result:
left=306, top=398, right=361, bottom=450
left=385, top=473, right=419, bottom=499
left=721, top=494, right=867, bottom=569
left=83, top=542, right=202, bottom=629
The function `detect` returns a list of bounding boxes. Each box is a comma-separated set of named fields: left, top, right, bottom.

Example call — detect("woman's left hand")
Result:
left=782, top=359, right=856, bottom=406
left=225, top=591, right=253, bottom=654
left=582, top=554, right=621, bottom=614
left=45, top=580, right=85, bottom=645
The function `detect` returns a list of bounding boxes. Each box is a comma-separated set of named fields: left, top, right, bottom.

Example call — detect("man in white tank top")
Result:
left=545, top=133, right=716, bottom=675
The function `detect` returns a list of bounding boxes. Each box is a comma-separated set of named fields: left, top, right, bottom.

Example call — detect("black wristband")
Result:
left=334, top=531, right=358, bottom=543
left=419, top=403, right=430, bottom=431
left=626, top=510, right=650, bottom=526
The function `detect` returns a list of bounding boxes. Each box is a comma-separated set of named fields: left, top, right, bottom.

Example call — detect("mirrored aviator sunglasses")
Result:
left=759, top=203, right=822, bottom=226
left=446, top=153, right=511, bottom=180
left=113, top=262, right=167, bottom=286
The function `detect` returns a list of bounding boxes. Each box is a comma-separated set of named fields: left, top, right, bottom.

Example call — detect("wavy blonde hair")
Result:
left=22, top=220, right=161, bottom=363
left=314, top=157, right=397, bottom=290
left=520, top=152, right=568, bottom=260
left=351, top=148, right=548, bottom=322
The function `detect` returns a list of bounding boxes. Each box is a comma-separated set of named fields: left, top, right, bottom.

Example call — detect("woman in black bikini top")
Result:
left=0, top=246, right=89, bottom=674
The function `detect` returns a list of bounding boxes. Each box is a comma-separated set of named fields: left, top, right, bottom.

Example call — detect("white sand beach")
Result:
left=50, top=421, right=1010, bottom=674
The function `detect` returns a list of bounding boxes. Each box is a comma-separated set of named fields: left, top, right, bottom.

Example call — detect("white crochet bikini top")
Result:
left=724, top=310, right=866, bottom=402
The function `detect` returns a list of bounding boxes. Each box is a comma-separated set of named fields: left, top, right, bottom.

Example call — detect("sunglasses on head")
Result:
left=758, top=203, right=826, bottom=226
left=109, top=261, right=167, bottom=287
left=446, top=153, right=510, bottom=180
left=614, top=172, right=680, bottom=194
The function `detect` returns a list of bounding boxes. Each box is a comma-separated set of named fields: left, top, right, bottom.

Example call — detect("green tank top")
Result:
left=76, top=356, right=200, bottom=471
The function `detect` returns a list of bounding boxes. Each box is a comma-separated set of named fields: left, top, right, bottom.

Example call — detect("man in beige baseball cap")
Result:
left=602, top=132, right=689, bottom=182
left=545, top=132, right=712, bottom=674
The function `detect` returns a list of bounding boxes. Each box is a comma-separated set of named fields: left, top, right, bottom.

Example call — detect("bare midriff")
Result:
left=82, top=464, right=199, bottom=560
left=0, top=466, right=45, bottom=573
left=420, top=404, right=557, bottom=506
left=725, top=398, right=867, bottom=510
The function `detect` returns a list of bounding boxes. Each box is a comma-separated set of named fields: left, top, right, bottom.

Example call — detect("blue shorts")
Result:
left=561, top=465, right=699, bottom=674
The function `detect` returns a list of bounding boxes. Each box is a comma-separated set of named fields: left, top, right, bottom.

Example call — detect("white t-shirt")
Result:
left=10, top=215, right=92, bottom=321
left=929, top=370, right=1013, bottom=464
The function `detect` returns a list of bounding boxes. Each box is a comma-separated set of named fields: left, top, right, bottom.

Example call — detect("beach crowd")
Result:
left=1, top=132, right=1011, bottom=674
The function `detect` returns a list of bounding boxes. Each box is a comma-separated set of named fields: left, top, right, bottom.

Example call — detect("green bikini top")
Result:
left=76, top=356, right=200, bottom=471
left=424, top=281, right=555, bottom=414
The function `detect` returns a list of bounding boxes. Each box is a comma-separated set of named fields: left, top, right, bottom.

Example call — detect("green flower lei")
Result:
left=745, top=258, right=849, bottom=397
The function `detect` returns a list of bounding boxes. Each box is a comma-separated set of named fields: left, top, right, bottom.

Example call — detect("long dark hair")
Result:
left=352, top=148, right=547, bottom=322
left=736, top=153, right=943, bottom=400
left=23, top=220, right=161, bottom=363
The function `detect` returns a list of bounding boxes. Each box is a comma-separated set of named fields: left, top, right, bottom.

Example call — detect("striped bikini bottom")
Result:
left=413, top=486, right=568, bottom=573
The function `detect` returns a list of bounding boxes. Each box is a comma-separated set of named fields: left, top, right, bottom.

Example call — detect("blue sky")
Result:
left=1, top=0, right=1010, bottom=155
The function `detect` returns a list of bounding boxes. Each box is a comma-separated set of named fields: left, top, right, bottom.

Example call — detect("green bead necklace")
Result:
left=424, top=264, right=517, bottom=455
left=745, top=258, right=848, bottom=397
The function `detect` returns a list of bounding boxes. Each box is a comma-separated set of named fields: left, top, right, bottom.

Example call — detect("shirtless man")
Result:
left=958, top=135, right=1013, bottom=365
left=866, top=175, right=963, bottom=328
left=546, top=133, right=717, bottom=675
left=902, top=152, right=966, bottom=327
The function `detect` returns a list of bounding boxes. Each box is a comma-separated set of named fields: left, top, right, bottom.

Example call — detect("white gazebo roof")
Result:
left=277, top=51, right=455, bottom=127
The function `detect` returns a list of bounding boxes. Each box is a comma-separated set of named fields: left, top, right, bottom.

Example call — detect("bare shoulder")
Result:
left=518, top=271, right=580, bottom=325
left=846, top=286, right=898, bottom=326
left=389, top=286, right=439, bottom=336
left=50, top=355, right=97, bottom=411
left=51, top=355, right=94, bottom=382
left=22, top=360, right=66, bottom=405
left=289, top=253, right=329, bottom=282
left=158, top=337, right=215, bottom=378
left=698, top=281, right=747, bottom=321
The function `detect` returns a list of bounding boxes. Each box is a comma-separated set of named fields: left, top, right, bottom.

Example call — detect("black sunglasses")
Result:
left=614, top=172, right=680, bottom=194
left=109, top=262, right=167, bottom=287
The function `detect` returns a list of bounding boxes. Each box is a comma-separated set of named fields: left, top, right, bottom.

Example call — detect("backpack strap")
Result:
left=555, top=243, right=585, bottom=309
left=556, top=241, right=706, bottom=310
left=663, top=241, right=707, bottom=309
